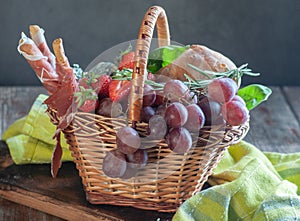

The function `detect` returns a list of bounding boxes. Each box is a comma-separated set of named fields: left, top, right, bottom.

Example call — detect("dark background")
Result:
left=1, top=0, right=299, bottom=86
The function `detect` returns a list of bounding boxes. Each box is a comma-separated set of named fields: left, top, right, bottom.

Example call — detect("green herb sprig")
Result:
left=185, top=63, right=260, bottom=90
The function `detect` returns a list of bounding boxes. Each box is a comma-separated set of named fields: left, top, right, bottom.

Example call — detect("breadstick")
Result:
left=29, top=25, right=56, bottom=68
left=44, top=38, right=78, bottom=120
left=52, top=38, right=69, bottom=67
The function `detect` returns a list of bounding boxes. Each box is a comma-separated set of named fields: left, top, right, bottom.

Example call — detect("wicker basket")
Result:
left=47, top=6, right=249, bottom=212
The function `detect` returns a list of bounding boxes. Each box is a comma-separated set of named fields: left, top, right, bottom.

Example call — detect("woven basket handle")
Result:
left=129, top=6, right=170, bottom=122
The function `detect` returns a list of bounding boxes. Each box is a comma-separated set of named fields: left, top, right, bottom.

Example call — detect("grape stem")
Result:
left=184, top=63, right=260, bottom=90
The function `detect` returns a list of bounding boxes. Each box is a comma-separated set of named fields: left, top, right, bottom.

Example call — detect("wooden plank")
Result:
left=0, top=188, right=122, bottom=221
left=0, top=86, right=47, bottom=137
left=282, top=86, right=300, bottom=124
left=244, top=86, right=300, bottom=153
left=0, top=197, right=63, bottom=221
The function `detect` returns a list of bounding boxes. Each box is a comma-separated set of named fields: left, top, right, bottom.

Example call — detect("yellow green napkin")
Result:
left=2, top=94, right=72, bottom=164
left=173, top=141, right=300, bottom=221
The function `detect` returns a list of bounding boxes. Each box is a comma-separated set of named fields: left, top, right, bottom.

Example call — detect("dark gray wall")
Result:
left=1, top=0, right=299, bottom=86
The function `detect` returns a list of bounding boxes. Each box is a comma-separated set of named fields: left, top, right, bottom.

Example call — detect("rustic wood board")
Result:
left=0, top=87, right=47, bottom=137
left=244, top=87, right=300, bottom=153
left=282, top=86, right=300, bottom=124
left=0, top=197, right=63, bottom=221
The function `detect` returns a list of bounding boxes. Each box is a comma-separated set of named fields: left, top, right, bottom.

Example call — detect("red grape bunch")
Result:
left=101, top=75, right=248, bottom=179
left=162, top=80, right=206, bottom=154
left=102, top=126, right=148, bottom=179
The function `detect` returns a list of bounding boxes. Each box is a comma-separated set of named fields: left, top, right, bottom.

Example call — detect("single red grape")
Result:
left=154, top=90, right=166, bottom=106
left=207, top=78, right=238, bottom=103
left=126, top=149, right=148, bottom=169
left=221, top=100, right=249, bottom=126
left=148, top=115, right=167, bottom=139
left=198, top=95, right=222, bottom=126
left=143, top=84, right=156, bottom=107
left=163, top=79, right=190, bottom=102
left=166, top=127, right=192, bottom=154
left=164, top=102, right=188, bottom=128
left=102, top=149, right=127, bottom=178
left=184, top=104, right=205, bottom=132
left=116, top=126, right=141, bottom=154
left=141, top=106, right=155, bottom=123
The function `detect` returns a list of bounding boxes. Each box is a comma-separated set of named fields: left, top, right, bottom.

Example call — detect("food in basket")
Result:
left=17, top=26, right=267, bottom=178
left=118, top=51, right=135, bottom=70
left=17, top=6, right=272, bottom=211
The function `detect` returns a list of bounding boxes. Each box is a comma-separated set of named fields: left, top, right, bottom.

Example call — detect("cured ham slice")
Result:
left=17, top=32, right=58, bottom=94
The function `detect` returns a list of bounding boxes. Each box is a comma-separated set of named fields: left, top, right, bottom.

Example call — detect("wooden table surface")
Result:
left=0, top=86, right=300, bottom=221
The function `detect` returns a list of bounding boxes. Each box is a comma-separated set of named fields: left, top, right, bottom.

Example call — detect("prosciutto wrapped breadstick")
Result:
left=29, top=25, right=56, bottom=68
left=18, top=27, right=79, bottom=177
left=52, top=38, right=73, bottom=82
left=44, top=38, right=78, bottom=122
left=17, top=32, right=58, bottom=94
left=43, top=38, right=79, bottom=178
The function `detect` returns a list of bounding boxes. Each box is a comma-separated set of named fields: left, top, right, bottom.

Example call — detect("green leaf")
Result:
left=238, top=84, right=272, bottom=110
left=147, top=45, right=189, bottom=73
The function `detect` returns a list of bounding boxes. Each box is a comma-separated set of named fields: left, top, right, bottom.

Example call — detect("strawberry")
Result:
left=75, top=87, right=99, bottom=112
left=118, top=51, right=135, bottom=70
left=79, top=99, right=99, bottom=113
left=92, top=75, right=112, bottom=99
left=78, top=77, right=90, bottom=89
left=77, top=72, right=112, bottom=100
left=109, top=80, right=132, bottom=102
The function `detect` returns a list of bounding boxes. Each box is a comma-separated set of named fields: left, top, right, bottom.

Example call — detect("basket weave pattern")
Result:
left=48, top=109, right=249, bottom=212
left=47, top=6, right=249, bottom=212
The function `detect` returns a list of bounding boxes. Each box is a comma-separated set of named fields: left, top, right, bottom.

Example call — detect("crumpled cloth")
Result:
left=173, top=141, right=300, bottom=221
left=2, top=94, right=72, bottom=164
